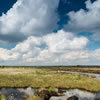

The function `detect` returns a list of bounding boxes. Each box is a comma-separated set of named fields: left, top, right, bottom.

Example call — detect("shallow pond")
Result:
left=0, top=88, right=100, bottom=100
left=50, top=89, right=100, bottom=100
left=0, top=87, right=36, bottom=100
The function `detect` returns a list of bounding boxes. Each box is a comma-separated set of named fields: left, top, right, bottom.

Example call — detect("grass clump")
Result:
left=27, top=96, right=41, bottom=100
left=0, top=95, right=6, bottom=100
left=77, top=74, right=81, bottom=80
left=49, top=87, right=57, bottom=92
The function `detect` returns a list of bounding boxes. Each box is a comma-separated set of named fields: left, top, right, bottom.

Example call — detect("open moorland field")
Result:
left=40, top=66, right=100, bottom=74
left=0, top=66, right=100, bottom=93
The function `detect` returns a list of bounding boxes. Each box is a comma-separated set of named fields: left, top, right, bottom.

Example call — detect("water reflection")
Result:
left=0, top=87, right=35, bottom=100
left=50, top=89, right=100, bottom=100
left=0, top=88, right=100, bottom=100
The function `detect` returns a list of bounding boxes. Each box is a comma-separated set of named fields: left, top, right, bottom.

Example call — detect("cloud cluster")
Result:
left=64, top=0, right=100, bottom=40
left=0, top=0, right=59, bottom=43
left=0, top=0, right=100, bottom=65
left=0, top=30, right=90, bottom=65
left=44, top=30, right=88, bottom=52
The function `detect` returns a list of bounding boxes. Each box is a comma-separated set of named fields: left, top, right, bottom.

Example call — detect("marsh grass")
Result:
left=77, top=74, right=81, bottom=80
left=0, top=68, right=100, bottom=92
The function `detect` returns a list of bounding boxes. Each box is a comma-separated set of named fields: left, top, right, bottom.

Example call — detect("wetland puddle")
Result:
left=50, top=89, right=100, bottom=100
left=0, top=87, right=36, bottom=100
left=0, top=87, right=100, bottom=100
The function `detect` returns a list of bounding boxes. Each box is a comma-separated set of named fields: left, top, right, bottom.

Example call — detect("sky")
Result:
left=0, top=0, right=100, bottom=66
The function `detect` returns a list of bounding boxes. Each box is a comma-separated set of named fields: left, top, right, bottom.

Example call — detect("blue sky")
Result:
left=0, top=0, right=17, bottom=16
left=0, top=0, right=100, bottom=65
left=0, top=0, right=98, bottom=50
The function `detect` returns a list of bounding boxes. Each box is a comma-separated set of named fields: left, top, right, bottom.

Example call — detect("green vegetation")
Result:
left=49, top=87, right=57, bottom=92
left=27, top=96, right=41, bottom=100
left=0, top=95, right=6, bottom=100
left=0, top=67, right=100, bottom=92
left=77, top=74, right=81, bottom=80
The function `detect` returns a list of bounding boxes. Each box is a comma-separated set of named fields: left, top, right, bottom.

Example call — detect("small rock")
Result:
left=67, top=96, right=78, bottom=100
left=58, top=89, right=66, bottom=93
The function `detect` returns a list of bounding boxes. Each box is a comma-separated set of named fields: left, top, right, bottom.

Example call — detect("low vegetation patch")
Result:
left=0, top=67, right=100, bottom=92
left=27, top=96, right=41, bottom=100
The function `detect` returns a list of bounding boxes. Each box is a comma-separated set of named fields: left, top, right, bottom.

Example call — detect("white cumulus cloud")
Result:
left=0, top=30, right=90, bottom=65
left=44, top=30, right=88, bottom=52
left=0, top=0, right=59, bottom=43
left=64, top=0, right=100, bottom=40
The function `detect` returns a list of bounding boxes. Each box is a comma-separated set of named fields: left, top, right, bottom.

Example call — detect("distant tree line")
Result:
left=0, top=65, right=100, bottom=68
